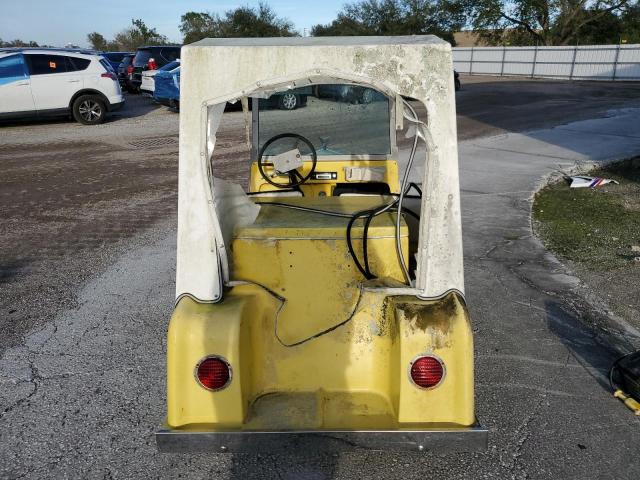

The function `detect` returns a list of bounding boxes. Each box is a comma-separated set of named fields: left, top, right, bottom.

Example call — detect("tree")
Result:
left=311, top=0, right=465, bottom=45
left=620, top=3, right=640, bottom=42
left=566, top=9, right=623, bottom=44
left=113, top=19, right=169, bottom=50
left=85, top=20, right=168, bottom=51
left=180, top=3, right=297, bottom=43
left=180, top=12, right=220, bottom=44
left=1, top=39, right=39, bottom=47
left=87, top=32, right=111, bottom=51
left=459, top=0, right=638, bottom=46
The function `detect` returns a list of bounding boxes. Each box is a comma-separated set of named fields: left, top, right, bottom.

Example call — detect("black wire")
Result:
left=246, top=188, right=304, bottom=196
left=609, top=352, right=632, bottom=392
left=400, top=206, right=421, bottom=220
left=359, top=205, right=421, bottom=280
left=255, top=200, right=392, bottom=279
left=346, top=209, right=375, bottom=279
left=362, top=209, right=376, bottom=278
left=274, top=285, right=366, bottom=347
left=253, top=193, right=422, bottom=281
left=254, top=201, right=353, bottom=217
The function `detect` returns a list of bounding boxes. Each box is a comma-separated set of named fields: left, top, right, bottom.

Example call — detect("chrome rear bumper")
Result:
left=156, top=424, right=488, bottom=453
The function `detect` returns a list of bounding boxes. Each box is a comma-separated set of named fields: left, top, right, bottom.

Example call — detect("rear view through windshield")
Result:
left=133, top=48, right=180, bottom=67
left=159, top=60, right=180, bottom=72
left=133, top=49, right=152, bottom=67
left=104, top=52, right=128, bottom=63
left=258, top=85, right=391, bottom=158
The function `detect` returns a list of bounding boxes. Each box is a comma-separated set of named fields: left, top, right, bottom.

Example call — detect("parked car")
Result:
left=259, top=86, right=313, bottom=110
left=129, top=46, right=180, bottom=92
left=141, top=60, right=179, bottom=97
left=153, top=65, right=180, bottom=110
left=0, top=49, right=124, bottom=125
left=117, top=53, right=135, bottom=91
left=0, top=46, right=97, bottom=55
left=101, top=51, right=133, bottom=72
left=315, top=84, right=383, bottom=104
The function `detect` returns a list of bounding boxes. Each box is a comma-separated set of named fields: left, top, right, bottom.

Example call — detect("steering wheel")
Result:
left=257, top=133, right=317, bottom=188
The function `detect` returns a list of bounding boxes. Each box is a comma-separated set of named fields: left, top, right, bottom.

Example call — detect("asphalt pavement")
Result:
left=1, top=78, right=640, bottom=479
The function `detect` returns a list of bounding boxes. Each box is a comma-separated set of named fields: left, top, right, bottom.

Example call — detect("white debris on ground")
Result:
left=568, top=175, right=620, bottom=188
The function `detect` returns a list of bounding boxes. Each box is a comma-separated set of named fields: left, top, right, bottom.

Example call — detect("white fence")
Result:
left=453, top=44, right=640, bottom=81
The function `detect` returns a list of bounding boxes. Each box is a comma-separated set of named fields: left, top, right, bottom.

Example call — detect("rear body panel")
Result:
left=162, top=196, right=477, bottom=451
left=140, top=71, right=157, bottom=96
left=164, top=36, right=481, bottom=453
left=162, top=287, right=478, bottom=450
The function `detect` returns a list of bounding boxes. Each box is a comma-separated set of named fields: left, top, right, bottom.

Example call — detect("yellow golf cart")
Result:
left=157, top=36, right=487, bottom=452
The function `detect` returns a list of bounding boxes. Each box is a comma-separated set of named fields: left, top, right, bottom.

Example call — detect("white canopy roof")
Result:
left=176, top=35, right=463, bottom=302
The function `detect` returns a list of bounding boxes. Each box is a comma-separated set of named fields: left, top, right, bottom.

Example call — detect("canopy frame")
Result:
left=176, top=36, right=463, bottom=303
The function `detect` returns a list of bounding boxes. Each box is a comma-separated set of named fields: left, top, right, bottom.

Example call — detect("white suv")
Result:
left=0, top=49, right=125, bottom=125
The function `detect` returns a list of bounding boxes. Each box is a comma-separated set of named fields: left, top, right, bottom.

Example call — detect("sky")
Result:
left=0, top=0, right=345, bottom=47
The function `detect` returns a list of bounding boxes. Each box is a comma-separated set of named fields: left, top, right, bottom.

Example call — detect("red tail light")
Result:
left=127, top=65, right=134, bottom=75
left=148, top=58, right=158, bottom=70
left=196, top=356, right=231, bottom=391
left=409, top=355, right=445, bottom=389
left=101, top=72, right=116, bottom=81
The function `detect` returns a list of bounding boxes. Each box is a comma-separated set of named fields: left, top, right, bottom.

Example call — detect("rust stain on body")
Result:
left=395, top=293, right=463, bottom=348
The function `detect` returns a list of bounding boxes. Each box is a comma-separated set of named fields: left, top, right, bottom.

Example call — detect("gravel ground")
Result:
left=3, top=79, right=640, bottom=356
left=1, top=79, right=640, bottom=479
left=0, top=95, right=248, bottom=354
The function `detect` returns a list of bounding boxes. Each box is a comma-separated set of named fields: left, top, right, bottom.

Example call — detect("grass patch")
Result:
left=533, top=158, right=640, bottom=270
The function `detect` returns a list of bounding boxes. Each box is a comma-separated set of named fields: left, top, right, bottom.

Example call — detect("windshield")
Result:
left=99, top=58, right=114, bottom=72
left=159, top=60, right=180, bottom=72
left=104, top=52, right=127, bottom=62
left=257, top=84, right=390, bottom=158
left=133, top=49, right=151, bottom=67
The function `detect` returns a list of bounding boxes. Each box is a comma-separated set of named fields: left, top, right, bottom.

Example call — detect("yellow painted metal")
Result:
left=248, top=158, right=399, bottom=196
left=166, top=196, right=475, bottom=431
left=614, top=389, right=640, bottom=415
left=167, top=288, right=475, bottom=430
left=233, top=196, right=408, bottom=344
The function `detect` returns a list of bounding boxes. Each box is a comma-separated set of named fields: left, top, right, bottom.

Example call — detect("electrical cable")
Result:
left=253, top=99, right=428, bottom=285
left=254, top=200, right=403, bottom=280
left=254, top=201, right=354, bottom=218
left=394, top=99, right=427, bottom=284
left=256, top=190, right=423, bottom=281
left=246, top=187, right=304, bottom=196
left=229, top=278, right=365, bottom=348
left=345, top=208, right=375, bottom=279
left=358, top=204, right=421, bottom=280
left=362, top=209, right=376, bottom=278
left=609, top=351, right=633, bottom=392
left=275, top=284, right=365, bottom=347
left=227, top=100, right=430, bottom=347
left=409, top=182, right=422, bottom=196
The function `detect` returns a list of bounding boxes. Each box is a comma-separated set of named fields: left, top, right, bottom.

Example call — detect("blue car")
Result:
left=101, top=52, right=133, bottom=72
left=154, top=65, right=180, bottom=110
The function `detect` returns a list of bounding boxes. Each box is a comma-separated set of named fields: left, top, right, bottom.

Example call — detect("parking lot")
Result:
left=2, top=77, right=640, bottom=478
left=3, top=78, right=639, bottom=354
